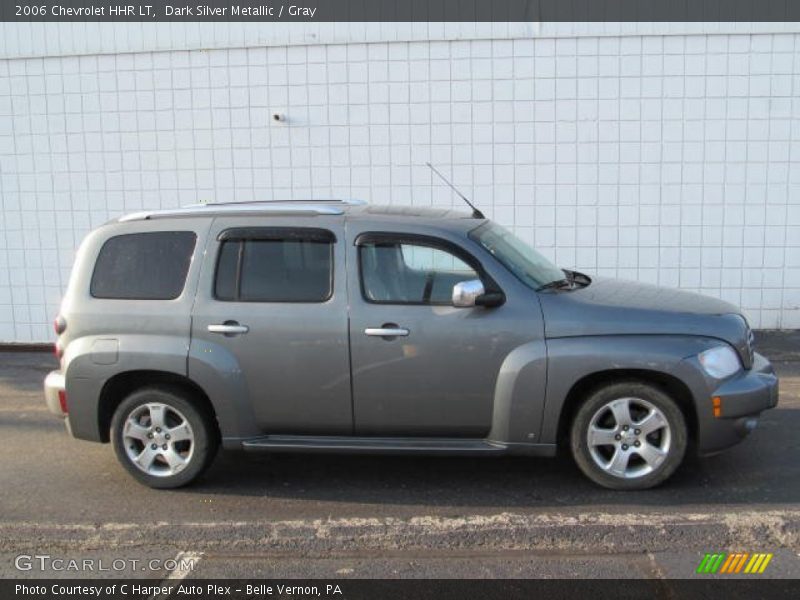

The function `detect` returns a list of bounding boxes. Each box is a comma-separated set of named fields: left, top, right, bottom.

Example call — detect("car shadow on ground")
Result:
left=182, top=405, right=799, bottom=509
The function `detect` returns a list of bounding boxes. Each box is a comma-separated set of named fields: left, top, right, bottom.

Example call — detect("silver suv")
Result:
left=44, top=200, right=778, bottom=490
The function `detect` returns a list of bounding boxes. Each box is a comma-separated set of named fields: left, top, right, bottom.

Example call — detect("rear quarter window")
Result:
left=90, top=231, right=197, bottom=300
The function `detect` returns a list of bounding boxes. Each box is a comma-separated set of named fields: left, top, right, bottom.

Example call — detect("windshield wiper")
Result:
left=536, top=278, right=572, bottom=292
left=536, top=269, right=577, bottom=292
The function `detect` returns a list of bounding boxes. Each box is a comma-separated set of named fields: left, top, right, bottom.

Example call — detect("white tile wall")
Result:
left=1, top=30, right=800, bottom=341
left=3, top=22, right=798, bottom=60
left=1, top=22, right=538, bottom=60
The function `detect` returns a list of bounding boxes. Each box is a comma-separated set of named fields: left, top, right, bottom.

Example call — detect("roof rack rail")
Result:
left=118, top=200, right=366, bottom=222
left=202, top=198, right=367, bottom=206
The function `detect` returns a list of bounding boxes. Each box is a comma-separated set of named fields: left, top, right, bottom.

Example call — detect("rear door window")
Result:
left=214, top=228, right=334, bottom=303
left=91, top=231, right=197, bottom=300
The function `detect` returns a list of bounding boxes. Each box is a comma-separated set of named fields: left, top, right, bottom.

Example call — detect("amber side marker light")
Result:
left=712, top=396, right=722, bottom=418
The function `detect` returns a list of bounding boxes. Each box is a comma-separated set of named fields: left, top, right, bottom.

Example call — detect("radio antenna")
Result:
left=425, top=162, right=485, bottom=219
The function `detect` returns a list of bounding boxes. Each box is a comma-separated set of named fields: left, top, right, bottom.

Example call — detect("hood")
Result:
left=538, top=276, right=751, bottom=364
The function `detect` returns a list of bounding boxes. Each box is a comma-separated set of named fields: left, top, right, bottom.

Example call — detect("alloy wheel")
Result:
left=586, top=396, right=671, bottom=479
left=122, top=402, right=195, bottom=477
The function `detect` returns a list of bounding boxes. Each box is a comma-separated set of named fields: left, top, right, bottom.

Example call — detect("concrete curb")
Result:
left=2, top=510, right=799, bottom=555
left=755, top=330, right=800, bottom=363
left=0, top=343, right=52, bottom=352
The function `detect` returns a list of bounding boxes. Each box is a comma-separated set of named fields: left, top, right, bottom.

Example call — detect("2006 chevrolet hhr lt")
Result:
left=44, top=199, right=779, bottom=490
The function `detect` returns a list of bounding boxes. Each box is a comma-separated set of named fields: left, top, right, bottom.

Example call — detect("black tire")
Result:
left=111, top=385, right=219, bottom=489
left=570, top=381, right=687, bottom=490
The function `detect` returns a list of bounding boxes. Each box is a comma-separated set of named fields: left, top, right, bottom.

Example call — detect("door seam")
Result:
left=344, top=216, right=356, bottom=435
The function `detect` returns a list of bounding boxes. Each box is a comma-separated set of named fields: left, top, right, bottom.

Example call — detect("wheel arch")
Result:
left=555, top=368, right=698, bottom=451
left=98, top=370, right=218, bottom=443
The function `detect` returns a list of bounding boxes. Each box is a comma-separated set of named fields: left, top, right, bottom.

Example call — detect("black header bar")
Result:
left=2, top=0, right=800, bottom=23
left=4, top=578, right=800, bottom=600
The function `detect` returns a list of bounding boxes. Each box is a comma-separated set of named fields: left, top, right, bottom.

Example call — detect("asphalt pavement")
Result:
left=1, top=331, right=799, bottom=580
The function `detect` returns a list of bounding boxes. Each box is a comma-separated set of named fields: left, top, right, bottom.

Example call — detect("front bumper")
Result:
left=697, top=351, right=778, bottom=454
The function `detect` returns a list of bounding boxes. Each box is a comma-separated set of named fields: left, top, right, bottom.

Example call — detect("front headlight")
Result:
left=698, top=345, right=742, bottom=379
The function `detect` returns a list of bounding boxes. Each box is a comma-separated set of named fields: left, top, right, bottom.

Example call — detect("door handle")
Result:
left=365, top=326, right=409, bottom=337
left=208, top=322, right=249, bottom=335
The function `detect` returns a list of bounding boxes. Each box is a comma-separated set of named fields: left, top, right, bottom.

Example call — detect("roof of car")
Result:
left=116, top=199, right=477, bottom=223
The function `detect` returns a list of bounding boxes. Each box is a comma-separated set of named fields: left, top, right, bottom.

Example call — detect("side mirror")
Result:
left=452, top=279, right=506, bottom=308
left=475, top=291, right=505, bottom=308
left=452, top=280, right=484, bottom=307
left=455, top=279, right=504, bottom=309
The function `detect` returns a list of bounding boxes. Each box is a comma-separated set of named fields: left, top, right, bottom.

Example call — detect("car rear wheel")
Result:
left=570, top=381, right=687, bottom=490
left=111, top=386, right=218, bottom=489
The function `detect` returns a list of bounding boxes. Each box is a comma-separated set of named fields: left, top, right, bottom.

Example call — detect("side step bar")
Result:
left=241, top=435, right=509, bottom=456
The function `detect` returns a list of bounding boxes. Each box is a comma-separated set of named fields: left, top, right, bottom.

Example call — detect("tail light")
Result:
left=54, top=315, right=67, bottom=335
left=58, top=390, right=68, bottom=413
left=54, top=315, right=66, bottom=361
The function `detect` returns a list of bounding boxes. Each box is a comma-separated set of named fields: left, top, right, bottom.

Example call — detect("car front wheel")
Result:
left=111, top=386, right=218, bottom=489
left=570, top=381, right=688, bottom=490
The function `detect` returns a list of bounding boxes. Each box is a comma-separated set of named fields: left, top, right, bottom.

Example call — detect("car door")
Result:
left=346, top=224, right=541, bottom=438
left=189, top=216, right=352, bottom=436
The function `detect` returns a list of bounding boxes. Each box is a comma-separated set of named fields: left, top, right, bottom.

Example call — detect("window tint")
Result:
left=91, top=231, right=196, bottom=300
left=215, top=237, right=333, bottom=303
left=360, top=241, right=478, bottom=304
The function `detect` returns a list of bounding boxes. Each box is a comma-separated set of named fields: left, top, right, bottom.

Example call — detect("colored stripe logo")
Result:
left=697, top=552, right=773, bottom=574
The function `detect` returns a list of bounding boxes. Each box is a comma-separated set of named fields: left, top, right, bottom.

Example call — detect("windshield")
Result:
left=469, top=221, right=566, bottom=290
